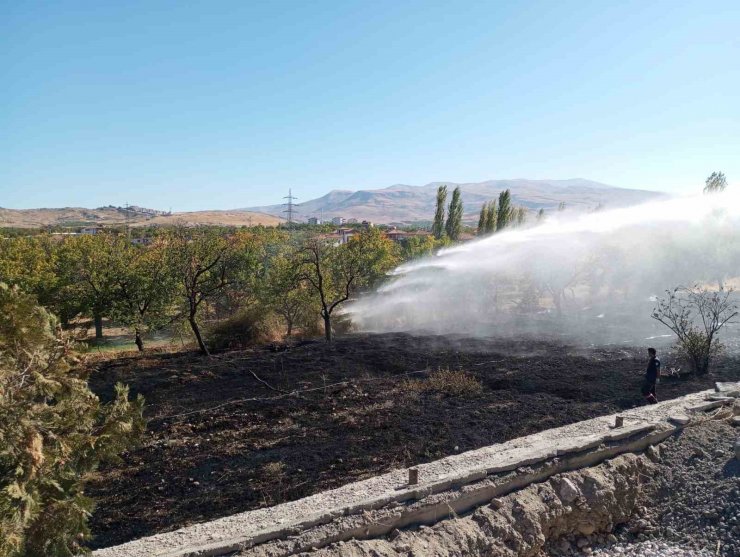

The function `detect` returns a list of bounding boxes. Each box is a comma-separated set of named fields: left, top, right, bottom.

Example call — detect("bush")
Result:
left=406, top=368, right=483, bottom=398
left=206, top=307, right=279, bottom=352
left=0, top=284, right=145, bottom=556
left=652, top=285, right=738, bottom=375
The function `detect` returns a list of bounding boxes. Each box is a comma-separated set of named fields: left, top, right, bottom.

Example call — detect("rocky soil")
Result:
left=592, top=415, right=740, bottom=557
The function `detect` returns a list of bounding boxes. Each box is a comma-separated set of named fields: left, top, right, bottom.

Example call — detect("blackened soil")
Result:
left=86, top=333, right=740, bottom=549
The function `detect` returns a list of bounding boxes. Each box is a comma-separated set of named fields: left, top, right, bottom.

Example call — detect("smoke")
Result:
left=346, top=190, right=740, bottom=348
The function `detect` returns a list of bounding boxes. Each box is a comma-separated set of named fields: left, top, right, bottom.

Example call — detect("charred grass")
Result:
left=85, top=333, right=740, bottom=549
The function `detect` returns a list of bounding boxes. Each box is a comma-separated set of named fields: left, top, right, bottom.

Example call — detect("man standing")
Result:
left=642, top=347, right=660, bottom=404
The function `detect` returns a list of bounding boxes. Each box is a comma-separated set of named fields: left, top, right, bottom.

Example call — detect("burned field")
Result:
left=86, top=333, right=740, bottom=549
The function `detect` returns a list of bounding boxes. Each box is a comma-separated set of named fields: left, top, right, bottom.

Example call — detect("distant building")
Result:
left=346, top=218, right=358, bottom=224
left=131, top=237, right=152, bottom=245
left=361, top=220, right=374, bottom=228
left=80, top=227, right=102, bottom=235
left=307, top=217, right=322, bottom=225
left=384, top=229, right=433, bottom=243
left=331, top=216, right=345, bottom=225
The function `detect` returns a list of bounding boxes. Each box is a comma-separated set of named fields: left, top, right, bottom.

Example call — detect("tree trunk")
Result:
left=94, top=313, right=104, bottom=339
left=189, top=316, right=210, bottom=356
left=134, top=329, right=144, bottom=352
left=323, top=312, right=332, bottom=342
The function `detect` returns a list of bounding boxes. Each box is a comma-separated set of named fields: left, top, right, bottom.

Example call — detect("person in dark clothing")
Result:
left=642, top=347, right=660, bottom=404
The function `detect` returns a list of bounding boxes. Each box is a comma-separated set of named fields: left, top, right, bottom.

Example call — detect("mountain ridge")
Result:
left=246, top=178, right=664, bottom=224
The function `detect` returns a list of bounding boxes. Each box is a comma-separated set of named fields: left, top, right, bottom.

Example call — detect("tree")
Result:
left=0, top=236, right=60, bottom=311
left=301, top=229, right=399, bottom=342
left=165, top=227, right=256, bottom=355
left=558, top=201, right=566, bottom=212
left=477, top=204, right=488, bottom=236
left=537, top=208, right=545, bottom=222
left=514, top=206, right=527, bottom=226
left=445, top=186, right=463, bottom=241
left=652, top=285, right=738, bottom=375
left=264, top=253, right=315, bottom=337
left=56, top=234, right=124, bottom=339
left=0, top=284, right=144, bottom=556
left=485, top=200, right=497, bottom=233
left=108, top=240, right=176, bottom=351
left=432, top=185, right=447, bottom=240
left=496, top=189, right=512, bottom=231
left=704, top=171, right=727, bottom=194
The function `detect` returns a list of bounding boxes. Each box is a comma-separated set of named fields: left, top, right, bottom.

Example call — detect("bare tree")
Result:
left=652, top=285, right=738, bottom=375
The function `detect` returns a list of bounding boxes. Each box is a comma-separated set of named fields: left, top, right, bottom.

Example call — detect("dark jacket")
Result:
left=646, top=357, right=661, bottom=382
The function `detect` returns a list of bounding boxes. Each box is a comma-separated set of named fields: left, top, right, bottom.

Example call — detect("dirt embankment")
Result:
left=86, top=334, right=740, bottom=549
left=255, top=416, right=739, bottom=557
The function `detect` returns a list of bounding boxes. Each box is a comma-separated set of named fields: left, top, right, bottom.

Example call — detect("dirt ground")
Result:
left=85, top=333, right=740, bottom=549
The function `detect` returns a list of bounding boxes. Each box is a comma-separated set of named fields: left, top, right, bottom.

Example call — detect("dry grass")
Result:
left=405, top=368, right=483, bottom=397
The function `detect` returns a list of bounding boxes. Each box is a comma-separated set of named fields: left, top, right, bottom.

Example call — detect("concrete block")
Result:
left=669, top=415, right=691, bottom=425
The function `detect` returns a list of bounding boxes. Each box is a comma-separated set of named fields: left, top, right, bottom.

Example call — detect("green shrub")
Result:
left=0, top=284, right=145, bottom=556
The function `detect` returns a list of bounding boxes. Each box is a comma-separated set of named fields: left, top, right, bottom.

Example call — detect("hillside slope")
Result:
left=0, top=206, right=282, bottom=228
left=247, top=179, right=664, bottom=224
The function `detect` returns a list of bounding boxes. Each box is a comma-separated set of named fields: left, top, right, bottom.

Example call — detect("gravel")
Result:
left=590, top=417, right=740, bottom=557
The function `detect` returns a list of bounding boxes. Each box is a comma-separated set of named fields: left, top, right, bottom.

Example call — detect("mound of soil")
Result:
left=86, top=333, right=740, bottom=549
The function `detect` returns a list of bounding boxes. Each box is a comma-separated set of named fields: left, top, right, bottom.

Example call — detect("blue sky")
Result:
left=2, top=1, right=739, bottom=211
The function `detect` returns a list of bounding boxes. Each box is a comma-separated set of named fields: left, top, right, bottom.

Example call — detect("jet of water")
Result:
left=346, top=190, right=740, bottom=347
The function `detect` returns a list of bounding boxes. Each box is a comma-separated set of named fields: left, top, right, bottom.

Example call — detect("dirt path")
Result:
left=86, top=333, right=740, bottom=549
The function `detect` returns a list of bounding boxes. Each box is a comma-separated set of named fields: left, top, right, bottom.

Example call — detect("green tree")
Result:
left=432, top=185, right=447, bottom=240
left=264, top=253, right=315, bottom=337
left=515, top=206, right=527, bottom=226
left=56, top=234, right=126, bottom=339
left=445, top=186, right=463, bottom=241
left=400, top=235, right=437, bottom=260
left=0, top=236, right=60, bottom=311
left=301, top=229, right=399, bottom=341
left=496, top=189, right=512, bottom=231
left=704, top=171, right=727, bottom=194
left=165, top=227, right=258, bottom=355
left=0, top=284, right=144, bottom=556
left=477, top=204, right=488, bottom=236
left=485, top=200, right=497, bottom=233
left=108, top=240, right=176, bottom=351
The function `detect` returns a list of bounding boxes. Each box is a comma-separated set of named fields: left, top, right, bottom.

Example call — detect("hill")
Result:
left=0, top=206, right=283, bottom=229
left=247, top=179, right=664, bottom=224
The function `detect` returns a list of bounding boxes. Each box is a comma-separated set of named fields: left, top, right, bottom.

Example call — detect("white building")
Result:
left=307, top=217, right=322, bottom=225
left=331, top=216, right=345, bottom=225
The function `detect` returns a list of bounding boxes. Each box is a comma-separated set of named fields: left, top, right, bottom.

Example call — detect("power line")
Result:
left=283, top=189, right=298, bottom=227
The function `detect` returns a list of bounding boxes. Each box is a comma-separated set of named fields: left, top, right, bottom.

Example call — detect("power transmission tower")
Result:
left=283, top=189, right=298, bottom=228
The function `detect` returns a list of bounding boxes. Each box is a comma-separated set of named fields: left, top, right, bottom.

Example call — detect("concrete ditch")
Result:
left=94, top=385, right=740, bottom=557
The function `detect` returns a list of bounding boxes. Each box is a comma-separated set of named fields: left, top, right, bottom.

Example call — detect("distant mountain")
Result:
left=0, top=206, right=282, bottom=229
left=246, top=179, right=665, bottom=224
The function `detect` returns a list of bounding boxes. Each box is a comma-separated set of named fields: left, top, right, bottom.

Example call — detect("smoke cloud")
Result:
left=347, top=190, right=740, bottom=348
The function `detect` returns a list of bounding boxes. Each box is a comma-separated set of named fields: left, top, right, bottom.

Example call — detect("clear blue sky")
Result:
left=2, top=1, right=738, bottom=211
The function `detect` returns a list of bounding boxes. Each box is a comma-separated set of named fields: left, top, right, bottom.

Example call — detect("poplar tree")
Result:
left=496, top=189, right=512, bottom=231
left=477, top=204, right=488, bottom=235
left=445, top=186, right=463, bottom=241
left=432, top=185, right=447, bottom=240
left=485, top=200, right=497, bottom=233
